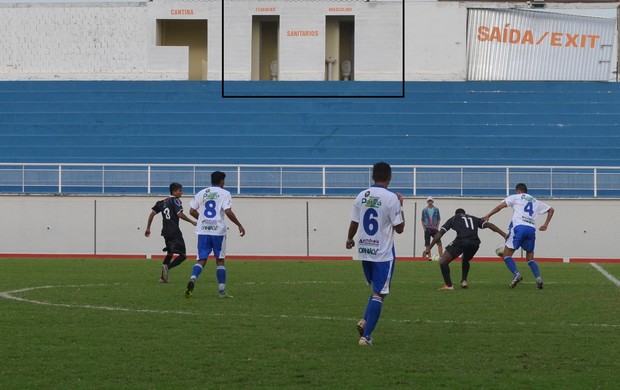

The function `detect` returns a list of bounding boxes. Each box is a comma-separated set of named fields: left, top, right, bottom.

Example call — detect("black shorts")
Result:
left=163, top=236, right=186, bottom=255
left=424, top=229, right=441, bottom=246
left=446, top=240, right=479, bottom=262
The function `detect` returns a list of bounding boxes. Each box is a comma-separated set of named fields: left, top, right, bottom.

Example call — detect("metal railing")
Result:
left=1, top=163, right=619, bottom=198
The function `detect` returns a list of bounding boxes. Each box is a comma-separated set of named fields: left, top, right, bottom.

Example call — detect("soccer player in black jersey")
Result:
left=423, top=208, right=506, bottom=290
left=145, top=183, right=196, bottom=283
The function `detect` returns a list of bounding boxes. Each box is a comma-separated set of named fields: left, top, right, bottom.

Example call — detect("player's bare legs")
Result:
left=438, top=253, right=456, bottom=290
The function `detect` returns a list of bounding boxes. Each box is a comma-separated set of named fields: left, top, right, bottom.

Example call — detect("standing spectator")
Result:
left=346, top=162, right=405, bottom=346
left=423, top=208, right=506, bottom=290
left=185, top=171, right=245, bottom=299
left=483, top=183, right=554, bottom=289
left=421, top=196, right=443, bottom=259
left=145, top=182, right=196, bottom=283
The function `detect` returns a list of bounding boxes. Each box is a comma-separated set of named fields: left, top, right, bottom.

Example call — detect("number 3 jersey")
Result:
left=190, top=186, right=232, bottom=236
left=351, top=185, right=403, bottom=262
left=503, top=193, right=551, bottom=228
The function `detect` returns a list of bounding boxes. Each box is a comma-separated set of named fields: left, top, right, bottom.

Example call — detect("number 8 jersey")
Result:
left=190, top=186, right=232, bottom=236
left=351, top=185, right=404, bottom=262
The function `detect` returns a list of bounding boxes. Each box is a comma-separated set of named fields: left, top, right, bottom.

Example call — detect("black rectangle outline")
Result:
left=221, top=0, right=405, bottom=98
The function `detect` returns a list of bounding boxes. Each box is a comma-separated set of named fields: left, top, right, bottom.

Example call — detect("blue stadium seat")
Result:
left=0, top=81, right=619, bottom=166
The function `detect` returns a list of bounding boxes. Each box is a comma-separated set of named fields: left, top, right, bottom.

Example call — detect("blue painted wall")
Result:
left=1, top=81, right=619, bottom=166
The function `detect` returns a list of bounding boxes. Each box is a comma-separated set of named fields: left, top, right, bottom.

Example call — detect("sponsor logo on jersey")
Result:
left=358, top=247, right=378, bottom=255
left=362, top=196, right=381, bottom=208
left=521, top=216, right=535, bottom=225
left=199, top=219, right=218, bottom=232
left=359, top=238, right=379, bottom=247
left=520, top=194, right=535, bottom=202
left=200, top=225, right=219, bottom=232
left=204, top=192, right=220, bottom=201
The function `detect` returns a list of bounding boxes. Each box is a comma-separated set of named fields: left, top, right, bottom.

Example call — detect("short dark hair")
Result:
left=515, top=183, right=528, bottom=193
left=169, top=182, right=182, bottom=194
left=372, top=162, right=392, bottom=182
left=455, top=208, right=466, bottom=215
left=211, top=171, right=226, bottom=185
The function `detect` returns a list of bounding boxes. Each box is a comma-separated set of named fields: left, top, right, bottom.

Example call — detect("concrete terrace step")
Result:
left=1, top=80, right=619, bottom=167
left=2, top=144, right=619, bottom=166
left=0, top=100, right=617, bottom=114
left=3, top=123, right=620, bottom=138
left=0, top=112, right=618, bottom=125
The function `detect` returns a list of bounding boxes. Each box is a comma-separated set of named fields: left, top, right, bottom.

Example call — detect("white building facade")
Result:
left=0, top=0, right=617, bottom=81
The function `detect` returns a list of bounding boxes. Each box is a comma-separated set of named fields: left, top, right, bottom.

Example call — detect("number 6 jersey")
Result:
left=351, top=185, right=403, bottom=262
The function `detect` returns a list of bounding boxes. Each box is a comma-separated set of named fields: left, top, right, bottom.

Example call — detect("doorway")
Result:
left=157, top=19, right=208, bottom=80
left=252, top=16, right=280, bottom=81
left=325, top=16, right=354, bottom=81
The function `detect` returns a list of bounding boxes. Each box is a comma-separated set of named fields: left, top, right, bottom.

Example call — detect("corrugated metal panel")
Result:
left=467, top=9, right=616, bottom=81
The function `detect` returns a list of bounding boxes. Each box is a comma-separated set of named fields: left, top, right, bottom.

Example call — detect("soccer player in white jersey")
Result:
left=346, top=162, right=405, bottom=346
left=483, top=183, right=554, bottom=289
left=184, top=171, right=245, bottom=298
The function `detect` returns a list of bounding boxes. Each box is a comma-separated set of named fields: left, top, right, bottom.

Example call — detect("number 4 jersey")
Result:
left=503, top=193, right=551, bottom=228
left=190, top=186, right=233, bottom=236
left=351, top=185, right=403, bottom=262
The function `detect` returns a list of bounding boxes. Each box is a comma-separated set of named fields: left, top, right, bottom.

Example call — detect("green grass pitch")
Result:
left=1, top=258, right=618, bottom=389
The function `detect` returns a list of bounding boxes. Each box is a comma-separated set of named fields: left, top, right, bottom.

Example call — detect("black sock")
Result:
left=169, top=254, right=187, bottom=269
left=163, top=254, right=173, bottom=266
left=462, top=260, right=471, bottom=281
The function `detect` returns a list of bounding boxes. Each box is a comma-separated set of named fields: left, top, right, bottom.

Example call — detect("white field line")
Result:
left=1, top=283, right=617, bottom=328
left=590, top=263, right=620, bottom=287
left=0, top=284, right=194, bottom=316
left=230, top=313, right=620, bottom=329
left=246, top=280, right=560, bottom=285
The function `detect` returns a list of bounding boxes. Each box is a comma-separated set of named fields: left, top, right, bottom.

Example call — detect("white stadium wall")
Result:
left=0, top=3, right=154, bottom=80
left=0, top=0, right=616, bottom=81
left=2, top=195, right=619, bottom=260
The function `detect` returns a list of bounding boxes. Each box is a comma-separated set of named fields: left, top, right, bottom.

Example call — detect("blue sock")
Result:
left=527, top=260, right=541, bottom=278
left=362, top=296, right=371, bottom=322
left=362, top=295, right=383, bottom=339
left=503, top=256, right=519, bottom=276
left=216, top=265, right=226, bottom=293
left=191, top=263, right=203, bottom=280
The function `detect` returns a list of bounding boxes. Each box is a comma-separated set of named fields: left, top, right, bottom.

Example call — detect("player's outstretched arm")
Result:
left=394, top=193, right=405, bottom=234
left=423, top=230, right=445, bottom=257
left=484, top=221, right=507, bottom=240
left=178, top=211, right=197, bottom=226
left=539, top=207, right=554, bottom=231
left=145, top=211, right=156, bottom=237
left=483, top=202, right=507, bottom=221
left=225, top=208, right=245, bottom=236
left=394, top=220, right=405, bottom=234
left=346, top=221, right=358, bottom=249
